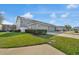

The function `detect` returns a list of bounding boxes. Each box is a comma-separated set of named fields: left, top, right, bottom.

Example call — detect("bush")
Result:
left=0, top=30, right=7, bottom=32
left=14, top=30, right=21, bottom=32
left=74, top=29, right=79, bottom=33
left=9, top=30, right=14, bottom=32
left=25, top=29, right=47, bottom=35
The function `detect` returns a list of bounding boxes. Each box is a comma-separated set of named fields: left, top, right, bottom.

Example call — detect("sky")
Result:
left=0, top=4, right=79, bottom=27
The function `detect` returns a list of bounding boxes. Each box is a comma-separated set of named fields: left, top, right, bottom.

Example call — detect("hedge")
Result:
left=9, top=30, right=21, bottom=32
left=25, top=29, right=47, bottom=35
left=0, top=30, right=7, bottom=32
left=74, top=29, right=79, bottom=33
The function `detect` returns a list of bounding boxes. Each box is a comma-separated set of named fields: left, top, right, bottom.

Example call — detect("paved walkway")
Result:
left=0, top=44, right=65, bottom=55
left=57, top=34, right=79, bottom=39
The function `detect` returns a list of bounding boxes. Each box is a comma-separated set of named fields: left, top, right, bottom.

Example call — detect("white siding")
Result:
left=16, top=16, right=55, bottom=32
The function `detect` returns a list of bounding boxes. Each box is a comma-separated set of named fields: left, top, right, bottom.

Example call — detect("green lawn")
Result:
left=35, top=34, right=79, bottom=55
left=50, top=36, right=79, bottom=55
left=0, top=32, right=79, bottom=55
left=0, top=32, right=49, bottom=48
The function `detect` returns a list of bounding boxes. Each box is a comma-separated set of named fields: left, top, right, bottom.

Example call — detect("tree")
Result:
left=64, top=25, right=72, bottom=31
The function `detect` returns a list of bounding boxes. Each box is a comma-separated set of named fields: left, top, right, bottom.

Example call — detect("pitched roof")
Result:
left=17, top=16, right=56, bottom=27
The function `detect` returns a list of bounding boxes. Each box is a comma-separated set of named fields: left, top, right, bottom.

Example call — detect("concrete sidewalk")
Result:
left=57, top=34, right=79, bottom=39
left=0, top=44, right=65, bottom=55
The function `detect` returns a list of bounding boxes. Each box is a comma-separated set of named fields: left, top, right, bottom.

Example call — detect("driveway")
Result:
left=47, top=32, right=79, bottom=39
left=57, top=34, right=79, bottom=39
left=0, top=44, right=65, bottom=55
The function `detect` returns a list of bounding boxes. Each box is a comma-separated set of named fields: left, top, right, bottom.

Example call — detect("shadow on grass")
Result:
left=34, top=34, right=54, bottom=39
left=0, top=42, right=48, bottom=49
left=0, top=32, right=24, bottom=37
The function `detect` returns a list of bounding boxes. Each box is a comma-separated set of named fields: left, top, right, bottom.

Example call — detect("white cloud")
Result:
left=21, top=12, right=33, bottom=19
left=61, top=13, right=69, bottom=18
left=2, top=20, right=14, bottom=25
left=49, top=13, right=57, bottom=24
left=0, top=11, right=5, bottom=14
left=67, top=4, right=78, bottom=9
left=50, top=12, right=56, bottom=18
left=49, top=20, right=55, bottom=24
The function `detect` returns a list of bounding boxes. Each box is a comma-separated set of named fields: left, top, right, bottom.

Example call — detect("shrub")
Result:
left=74, top=29, right=79, bottom=33
left=14, top=29, right=21, bottom=32
left=25, top=29, right=47, bottom=35
left=9, top=30, right=14, bottom=32
left=0, top=30, right=6, bottom=32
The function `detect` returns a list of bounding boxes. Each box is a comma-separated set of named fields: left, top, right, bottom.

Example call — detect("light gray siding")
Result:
left=16, top=16, right=56, bottom=32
